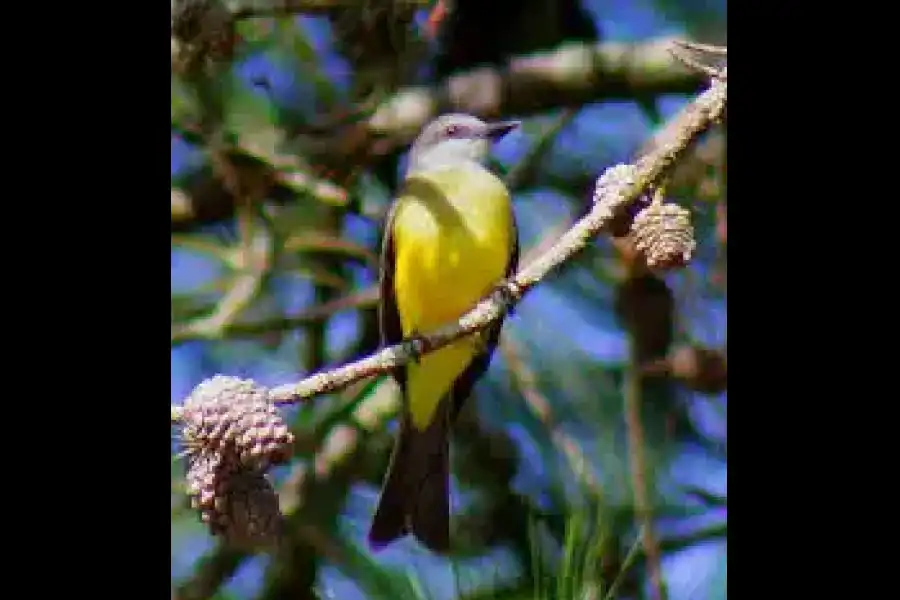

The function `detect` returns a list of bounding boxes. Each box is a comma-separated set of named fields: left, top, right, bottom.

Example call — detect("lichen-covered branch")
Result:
left=171, top=60, right=726, bottom=420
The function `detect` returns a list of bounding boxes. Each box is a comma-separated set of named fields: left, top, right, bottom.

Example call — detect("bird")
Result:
left=368, top=113, right=520, bottom=553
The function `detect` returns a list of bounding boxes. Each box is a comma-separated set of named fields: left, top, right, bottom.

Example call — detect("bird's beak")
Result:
left=485, top=120, right=520, bottom=140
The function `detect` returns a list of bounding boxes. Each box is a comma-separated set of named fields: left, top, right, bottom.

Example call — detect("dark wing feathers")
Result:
left=379, top=201, right=406, bottom=389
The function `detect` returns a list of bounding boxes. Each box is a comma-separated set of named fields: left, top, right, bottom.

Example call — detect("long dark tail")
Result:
left=368, top=398, right=451, bottom=553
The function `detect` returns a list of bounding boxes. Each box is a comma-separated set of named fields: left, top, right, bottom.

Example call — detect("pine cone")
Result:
left=181, top=376, right=294, bottom=471
left=213, top=468, right=283, bottom=549
left=185, top=450, right=282, bottom=548
left=630, top=202, right=696, bottom=270
left=185, top=448, right=235, bottom=516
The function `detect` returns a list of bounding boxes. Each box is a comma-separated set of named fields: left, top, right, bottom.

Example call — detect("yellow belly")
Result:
left=391, top=166, right=513, bottom=429
left=394, top=213, right=509, bottom=332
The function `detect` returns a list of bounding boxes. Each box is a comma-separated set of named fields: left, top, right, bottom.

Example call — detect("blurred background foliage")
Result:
left=170, top=0, right=727, bottom=598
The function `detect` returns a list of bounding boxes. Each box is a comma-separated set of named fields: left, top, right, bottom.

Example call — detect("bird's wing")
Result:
left=379, top=200, right=406, bottom=391
left=448, top=210, right=519, bottom=421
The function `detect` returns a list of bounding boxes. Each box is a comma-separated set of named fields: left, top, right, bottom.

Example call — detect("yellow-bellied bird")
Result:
left=368, top=114, right=520, bottom=553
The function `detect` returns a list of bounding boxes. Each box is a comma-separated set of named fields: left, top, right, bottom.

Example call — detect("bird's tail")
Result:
left=368, top=398, right=451, bottom=553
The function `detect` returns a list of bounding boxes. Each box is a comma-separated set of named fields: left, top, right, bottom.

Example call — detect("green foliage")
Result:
left=171, top=1, right=726, bottom=598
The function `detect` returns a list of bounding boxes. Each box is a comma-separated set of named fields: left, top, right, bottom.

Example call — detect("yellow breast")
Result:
left=390, top=165, right=514, bottom=429
left=391, top=166, right=513, bottom=335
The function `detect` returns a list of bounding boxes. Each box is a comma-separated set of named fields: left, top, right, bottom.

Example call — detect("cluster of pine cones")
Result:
left=593, top=165, right=696, bottom=271
left=179, top=376, right=294, bottom=548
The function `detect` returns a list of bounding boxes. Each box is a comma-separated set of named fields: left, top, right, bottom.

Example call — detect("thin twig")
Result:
left=170, top=63, right=726, bottom=419
left=671, top=40, right=727, bottom=56
left=171, top=287, right=378, bottom=345
left=669, top=42, right=727, bottom=82
left=171, top=224, right=274, bottom=341
left=623, top=357, right=668, bottom=600
left=669, top=51, right=723, bottom=81
left=504, top=108, right=579, bottom=190
left=501, top=336, right=602, bottom=495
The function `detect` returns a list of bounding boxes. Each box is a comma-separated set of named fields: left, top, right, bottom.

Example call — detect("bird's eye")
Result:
left=445, top=125, right=461, bottom=137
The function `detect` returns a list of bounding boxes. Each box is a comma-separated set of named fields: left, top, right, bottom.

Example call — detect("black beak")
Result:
left=485, top=120, right=520, bottom=140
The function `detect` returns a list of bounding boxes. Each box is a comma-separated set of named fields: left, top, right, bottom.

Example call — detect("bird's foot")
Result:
left=402, top=332, right=428, bottom=364
left=490, top=279, right=519, bottom=318
left=472, top=329, right=491, bottom=354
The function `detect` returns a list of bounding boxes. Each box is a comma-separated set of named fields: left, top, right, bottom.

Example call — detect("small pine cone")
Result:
left=181, top=376, right=256, bottom=456
left=631, top=202, right=696, bottom=270
left=210, top=468, right=283, bottom=549
left=181, top=376, right=294, bottom=471
left=235, top=404, right=295, bottom=471
left=185, top=448, right=238, bottom=515
left=186, top=450, right=283, bottom=548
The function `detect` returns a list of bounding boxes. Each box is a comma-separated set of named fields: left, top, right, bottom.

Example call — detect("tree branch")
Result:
left=624, top=353, right=668, bottom=600
left=171, top=287, right=378, bottom=345
left=170, top=158, right=348, bottom=232
left=171, top=61, right=726, bottom=422
left=171, top=36, right=706, bottom=231
left=366, top=36, right=705, bottom=142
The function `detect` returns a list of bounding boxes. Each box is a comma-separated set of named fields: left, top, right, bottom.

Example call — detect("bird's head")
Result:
left=407, top=113, right=519, bottom=173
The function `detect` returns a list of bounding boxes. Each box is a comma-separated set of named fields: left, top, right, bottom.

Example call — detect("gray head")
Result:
left=407, top=113, right=519, bottom=173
